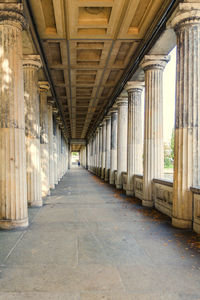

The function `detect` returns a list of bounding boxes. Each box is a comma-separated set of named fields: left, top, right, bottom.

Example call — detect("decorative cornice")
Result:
left=141, top=55, right=170, bottom=71
left=0, top=4, right=27, bottom=30
left=23, top=55, right=42, bottom=69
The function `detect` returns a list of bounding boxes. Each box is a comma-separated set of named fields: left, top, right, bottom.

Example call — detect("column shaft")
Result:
left=0, top=4, right=28, bottom=228
left=101, top=121, right=106, bottom=179
left=110, top=108, right=118, bottom=185
left=39, top=82, right=50, bottom=197
left=48, top=101, right=55, bottom=189
left=141, top=55, right=169, bottom=207
left=116, top=96, right=128, bottom=189
left=105, top=116, right=111, bottom=182
left=23, top=55, right=42, bottom=207
left=171, top=3, right=200, bottom=228
left=126, top=82, right=144, bottom=196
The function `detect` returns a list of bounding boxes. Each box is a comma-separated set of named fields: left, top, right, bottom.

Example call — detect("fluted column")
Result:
left=116, top=95, right=128, bottom=189
left=110, top=106, right=118, bottom=185
left=170, top=2, right=200, bottom=229
left=141, top=55, right=169, bottom=207
left=52, top=113, right=58, bottom=185
left=105, top=115, right=111, bottom=182
left=47, top=99, right=55, bottom=189
left=101, top=120, right=106, bottom=179
left=0, top=4, right=28, bottom=229
left=96, top=129, right=99, bottom=174
left=125, top=81, right=144, bottom=196
left=23, top=55, right=42, bottom=207
left=39, top=81, right=50, bottom=197
left=98, top=125, right=102, bottom=176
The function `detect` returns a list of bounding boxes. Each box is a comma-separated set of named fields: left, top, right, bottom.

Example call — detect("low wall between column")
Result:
left=191, top=187, right=200, bottom=234
left=88, top=165, right=200, bottom=234
left=152, top=179, right=173, bottom=217
left=122, top=172, right=127, bottom=191
left=134, top=175, right=143, bottom=200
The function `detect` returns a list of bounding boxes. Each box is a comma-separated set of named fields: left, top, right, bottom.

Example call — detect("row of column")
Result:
left=88, top=2, right=200, bottom=230
left=0, top=3, right=69, bottom=229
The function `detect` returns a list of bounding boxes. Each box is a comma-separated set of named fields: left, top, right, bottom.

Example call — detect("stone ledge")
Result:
left=191, top=186, right=200, bottom=194
left=153, top=178, right=173, bottom=187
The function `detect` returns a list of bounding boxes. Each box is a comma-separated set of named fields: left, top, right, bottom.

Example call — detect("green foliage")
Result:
left=170, top=129, right=175, bottom=161
left=164, top=129, right=175, bottom=169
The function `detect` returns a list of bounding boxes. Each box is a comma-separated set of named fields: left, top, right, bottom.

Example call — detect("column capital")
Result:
left=141, top=55, right=170, bottom=71
left=116, top=95, right=128, bottom=107
left=105, top=114, right=111, bottom=121
left=170, top=2, right=200, bottom=30
left=109, top=104, right=118, bottom=114
left=38, top=81, right=50, bottom=93
left=125, top=81, right=145, bottom=93
left=0, top=3, right=27, bottom=30
left=23, top=55, right=42, bottom=69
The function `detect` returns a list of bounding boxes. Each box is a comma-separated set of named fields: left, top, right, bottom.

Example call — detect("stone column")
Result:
left=96, top=129, right=99, bottom=175
left=105, top=115, right=111, bottom=182
left=0, top=3, right=28, bottom=229
left=23, top=55, right=42, bottom=207
left=47, top=98, right=55, bottom=189
left=101, top=120, right=106, bottom=179
left=86, top=142, right=89, bottom=170
left=116, top=95, right=128, bottom=189
left=98, top=125, right=102, bottom=177
left=68, top=142, right=71, bottom=170
left=39, top=81, right=50, bottom=197
left=92, top=136, right=95, bottom=172
left=141, top=55, right=169, bottom=207
left=52, top=112, right=58, bottom=184
left=110, top=106, right=118, bottom=185
left=170, top=2, right=200, bottom=228
left=125, top=81, right=144, bottom=196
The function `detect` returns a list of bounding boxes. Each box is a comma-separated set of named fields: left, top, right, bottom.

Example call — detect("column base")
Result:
left=116, top=184, right=122, bottom=189
left=109, top=179, right=115, bottom=185
left=193, top=221, right=200, bottom=234
left=126, top=190, right=134, bottom=197
left=0, top=218, right=29, bottom=230
left=142, top=199, right=154, bottom=207
left=28, top=200, right=43, bottom=208
left=172, top=217, right=192, bottom=229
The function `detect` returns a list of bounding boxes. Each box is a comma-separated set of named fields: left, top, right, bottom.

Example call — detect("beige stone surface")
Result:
left=116, top=96, right=128, bottom=189
left=0, top=4, right=28, bottom=229
left=125, top=81, right=144, bottom=196
left=39, top=81, right=50, bottom=197
left=23, top=55, right=42, bottom=207
left=141, top=55, right=169, bottom=207
left=171, top=2, right=200, bottom=229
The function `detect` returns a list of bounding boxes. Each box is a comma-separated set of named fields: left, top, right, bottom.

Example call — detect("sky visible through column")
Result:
left=163, top=47, right=176, bottom=143
left=141, top=47, right=176, bottom=144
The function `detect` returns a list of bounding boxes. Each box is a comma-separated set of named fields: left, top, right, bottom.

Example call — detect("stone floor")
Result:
left=0, top=167, right=200, bottom=300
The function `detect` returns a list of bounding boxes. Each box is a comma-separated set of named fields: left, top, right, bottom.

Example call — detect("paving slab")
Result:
left=0, top=167, right=200, bottom=299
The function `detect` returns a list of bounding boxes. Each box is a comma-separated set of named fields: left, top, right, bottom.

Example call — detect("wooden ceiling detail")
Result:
left=29, top=0, right=169, bottom=143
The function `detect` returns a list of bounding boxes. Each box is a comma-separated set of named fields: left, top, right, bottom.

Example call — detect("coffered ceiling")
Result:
left=27, top=0, right=175, bottom=142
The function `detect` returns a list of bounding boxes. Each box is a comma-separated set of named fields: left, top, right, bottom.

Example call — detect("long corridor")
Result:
left=0, top=168, right=200, bottom=299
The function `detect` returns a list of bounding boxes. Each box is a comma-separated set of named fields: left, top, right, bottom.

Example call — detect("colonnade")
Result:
left=86, top=2, right=200, bottom=232
left=0, top=3, right=69, bottom=229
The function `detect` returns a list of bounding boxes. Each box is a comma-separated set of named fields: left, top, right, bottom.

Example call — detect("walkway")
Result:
left=0, top=168, right=200, bottom=300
